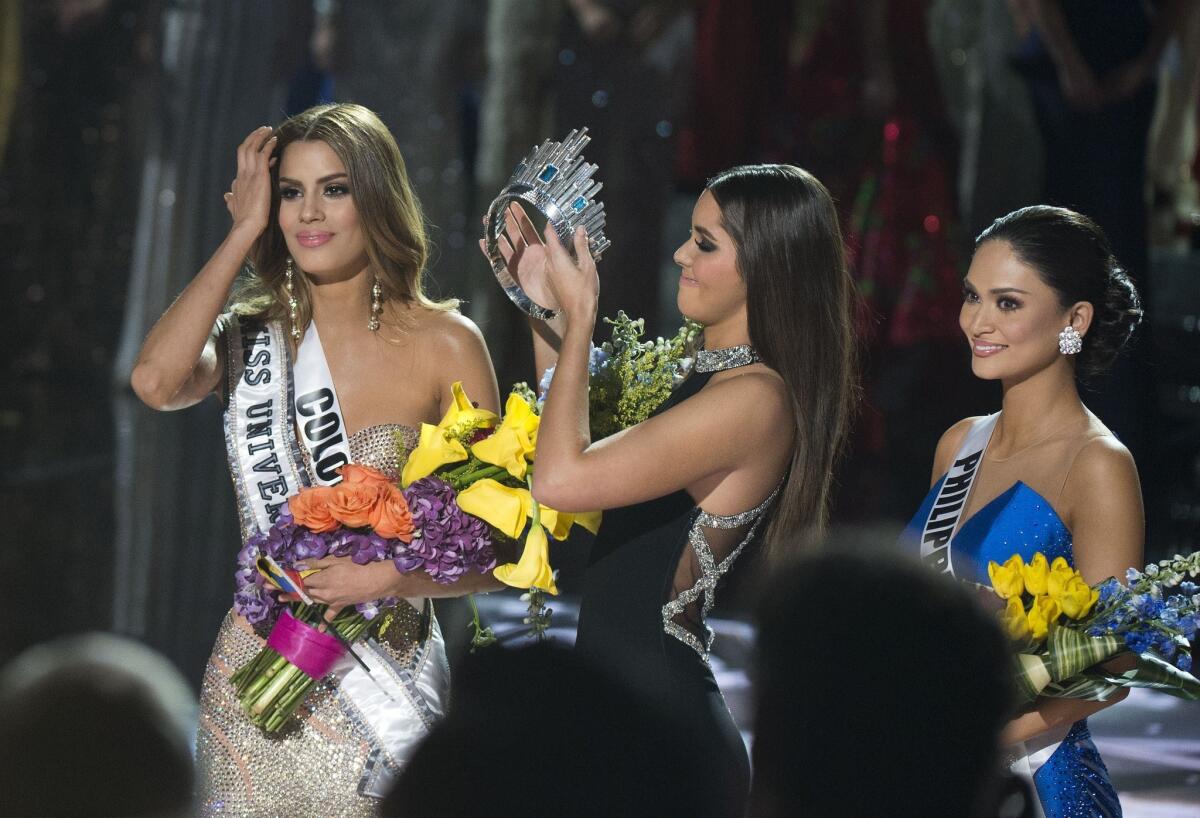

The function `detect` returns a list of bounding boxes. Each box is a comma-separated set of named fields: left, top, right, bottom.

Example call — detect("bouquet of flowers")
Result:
left=401, top=381, right=601, bottom=603
left=230, top=461, right=497, bottom=733
left=539, top=311, right=702, bottom=440
left=986, top=550, right=1200, bottom=705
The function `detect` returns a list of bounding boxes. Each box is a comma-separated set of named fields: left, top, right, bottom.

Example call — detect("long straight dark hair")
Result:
left=707, top=165, right=858, bottom=556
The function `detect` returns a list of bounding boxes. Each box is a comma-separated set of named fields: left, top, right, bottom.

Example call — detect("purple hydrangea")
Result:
left=399, top=476, right=497, bottom=584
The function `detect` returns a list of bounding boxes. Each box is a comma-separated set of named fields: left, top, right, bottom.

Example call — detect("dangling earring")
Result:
left=1058, top=325, right=1082, bottom=356
left=285, top=258, right=301, bottom=341
left=368, top=277, right=382, bottom=332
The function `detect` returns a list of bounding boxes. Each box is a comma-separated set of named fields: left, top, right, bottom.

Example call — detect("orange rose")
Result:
left=370, top=485, right=415, bottom=542
left=338, top=463, right=393, bottom=489
left=288, top=486, right=338, bottom=533
left=326, top=482, right=381, bottom=529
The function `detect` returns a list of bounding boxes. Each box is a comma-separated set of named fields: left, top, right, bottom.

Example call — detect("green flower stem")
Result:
left=456, top=464, right=507, bottom=485
left=250, top=663, right=301, bottom=717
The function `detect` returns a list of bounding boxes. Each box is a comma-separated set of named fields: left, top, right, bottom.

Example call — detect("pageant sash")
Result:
left=919, top=413, right=998, bottom=576
left=292, top=321, right=352, bottom=486
left=224, top=317, right=311, bottom=539
left=223, top=315, right=442, bottom=790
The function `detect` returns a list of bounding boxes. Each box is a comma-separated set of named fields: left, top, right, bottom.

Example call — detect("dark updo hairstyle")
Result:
left=975, top=205, right=1143, bottom=378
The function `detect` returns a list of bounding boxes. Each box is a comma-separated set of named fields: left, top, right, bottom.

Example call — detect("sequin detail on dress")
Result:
left=662, top=484, right=781, bottom=660
left=902, top=478, right=1121, bottom=817
left=196, top=423, right=441, bottom=817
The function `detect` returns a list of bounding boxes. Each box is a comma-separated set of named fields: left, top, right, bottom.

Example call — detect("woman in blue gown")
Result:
left=904, top=205, right=1145, bottom=816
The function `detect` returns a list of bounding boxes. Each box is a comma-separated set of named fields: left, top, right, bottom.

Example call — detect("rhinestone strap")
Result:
left=694, top=344, right=760, bottom=373
left=661, top=483, right=782, bottom=660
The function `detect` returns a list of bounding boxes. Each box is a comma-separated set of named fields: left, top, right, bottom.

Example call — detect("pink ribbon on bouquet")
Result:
left=266, top=609, right=345, bottom=679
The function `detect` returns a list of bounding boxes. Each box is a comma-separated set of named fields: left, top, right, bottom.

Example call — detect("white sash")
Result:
left=223, top=315, right=444, bottom=796
left=919, top=413, right=997, bottom=576
left=224, top=317, right=311, bottom=538
left=292, top=321, right=353, bottom=485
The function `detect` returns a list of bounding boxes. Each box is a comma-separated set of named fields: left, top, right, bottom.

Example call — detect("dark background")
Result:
left=2, top=0, right=1198, bottom=691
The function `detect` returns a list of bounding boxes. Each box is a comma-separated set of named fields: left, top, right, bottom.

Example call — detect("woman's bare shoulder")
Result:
left=931, top=416, right=987, bottom=481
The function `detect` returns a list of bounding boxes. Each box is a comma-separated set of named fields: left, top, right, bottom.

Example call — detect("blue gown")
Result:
left=904, top=478, right=1122, bottom=817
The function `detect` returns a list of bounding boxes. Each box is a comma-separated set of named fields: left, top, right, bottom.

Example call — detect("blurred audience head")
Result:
left=974, top=204, right=1143, bottom=378
left=702, top=162, right=858, bottom=558
left=751, top=548, right=1012, bottom=818
left=384, top=641, right=705, bottom=817
left=0, top=632, right=195, bottom=818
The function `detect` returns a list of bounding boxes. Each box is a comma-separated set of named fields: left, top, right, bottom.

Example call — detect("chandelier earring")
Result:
left=285, top=258, right=301, bottom=341
left=1058, top=325, right=1082, bottom=356
left=368, top=277, right=383, bottom=332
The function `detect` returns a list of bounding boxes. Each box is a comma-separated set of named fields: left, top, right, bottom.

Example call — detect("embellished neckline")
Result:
left=694, top=344, right=760, bottom=373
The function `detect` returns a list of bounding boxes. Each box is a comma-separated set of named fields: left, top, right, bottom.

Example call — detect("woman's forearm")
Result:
left=1001, top=688, right=1127, bottom=746
left=530, top=313, right=565, bottom=393
left=130, top=224, right=260, bottom=409
left=532, top=316, right=593, bottom=503
left=389, top=564, right=506, bottom=598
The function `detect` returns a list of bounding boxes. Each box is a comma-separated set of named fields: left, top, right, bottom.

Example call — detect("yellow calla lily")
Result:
left=499, top=390, right=540, bottom=440
left=456, top=479, right=532, bottom=541
left=470, top=391, right=541, bottom=479
left=1002, top=595, right=1032, bottom=642
left=1056, top=575, right=1100, bottom=620
left=570, top=510, right=602, bottom=535
left=494, top=521, right=558, bottom=595
left=1021, top=552, right=1050, bottom=596
left=529, top=505, right=604, bottom=540
left=401, top=423, right=469, bottom=487
left=1046, top=556, right=1078, bottom=599
left=1026, top=594, right=1061, bottom=642
left=400, top=382, right=499, bottom=487
left=438, top=381, right=499, bottom=436
left=988, top=554, right=1026, bottom=599
left=471, top=426, right=536, bottom=480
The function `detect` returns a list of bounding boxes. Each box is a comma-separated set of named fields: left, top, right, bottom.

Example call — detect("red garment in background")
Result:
left=786, top=0, right=964, bottom=349
left=675, top=0, right=792, bottom=187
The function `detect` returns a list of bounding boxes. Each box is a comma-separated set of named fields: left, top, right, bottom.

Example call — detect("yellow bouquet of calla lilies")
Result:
left=400, top=382, right=601, bottom=597
left=984, top=551, right=1200, bottom=706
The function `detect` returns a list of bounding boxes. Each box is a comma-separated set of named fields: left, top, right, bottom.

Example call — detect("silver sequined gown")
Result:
left=196, top=424, right=448, bottom=817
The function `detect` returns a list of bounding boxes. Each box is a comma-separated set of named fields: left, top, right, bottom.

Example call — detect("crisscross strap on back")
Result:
left=662, top=483, right=782, bottom=660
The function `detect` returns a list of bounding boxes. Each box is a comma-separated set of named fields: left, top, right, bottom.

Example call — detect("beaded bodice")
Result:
left=347, top=424, right=419, bottom=482
left=299, top=423, right=419, bottom=484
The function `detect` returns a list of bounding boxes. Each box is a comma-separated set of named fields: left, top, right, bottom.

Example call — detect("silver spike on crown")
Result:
left=484, top=128, right=611, bottom=321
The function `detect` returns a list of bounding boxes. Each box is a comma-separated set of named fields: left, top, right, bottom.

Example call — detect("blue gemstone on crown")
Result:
left=539, top=164, right=558, bottom=183
left=571, top=196, right=587, bottom=211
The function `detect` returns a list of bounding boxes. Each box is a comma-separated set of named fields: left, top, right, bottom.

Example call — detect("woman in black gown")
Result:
left=493, top=164, right=857, bottom=814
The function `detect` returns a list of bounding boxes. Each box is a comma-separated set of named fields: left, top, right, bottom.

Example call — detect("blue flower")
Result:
left=1180, top=581, right=1198, bottom=597
left=1126, top=567, right=1143, bottom=585
left=1132, top=593, right=1165, bottom=620
left=1177, top=653, right=1193, bottom=673
left=1124, top=628, right=1154, bottom=655
left=588, top=345, right=610, bottom=374
left=1097, top=578, right=1125, bottom=606
left=1154, top=634, right=1177, bottom=660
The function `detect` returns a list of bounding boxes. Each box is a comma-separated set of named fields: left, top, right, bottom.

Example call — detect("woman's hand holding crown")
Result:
left=223, top=125, right=278, bottom=238
left=542, top=222, right=599, bottom=330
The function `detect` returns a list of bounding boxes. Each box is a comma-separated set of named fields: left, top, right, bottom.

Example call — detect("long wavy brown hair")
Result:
left=233, top=103, right=455, bottom=331
left=707, top=165, right=858, bottom=557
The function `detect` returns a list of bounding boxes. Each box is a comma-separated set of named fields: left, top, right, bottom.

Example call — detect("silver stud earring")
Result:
left=1058, top=325, right=1082, bottom=356
left=368, top=277, right=382, bottom=332
left=285, top=258, right=301, bottom=341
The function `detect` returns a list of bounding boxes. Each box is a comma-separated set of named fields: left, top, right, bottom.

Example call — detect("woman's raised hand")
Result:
left=479, top=202, right=562, bottom=314
left=542, top=221, right=598, bottom=327
left=223, top=126, right=278, bottom=237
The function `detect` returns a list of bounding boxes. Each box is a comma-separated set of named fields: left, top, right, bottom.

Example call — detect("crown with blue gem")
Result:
left=485, top=128, right=611, bottom=320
